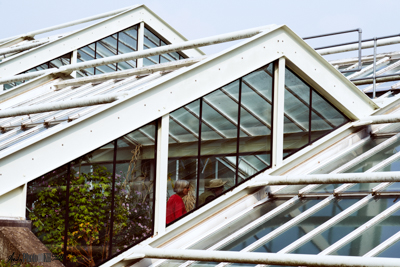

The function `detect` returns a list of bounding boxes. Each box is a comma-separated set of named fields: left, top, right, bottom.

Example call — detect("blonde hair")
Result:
left=174, top=180, right=189, bottom=194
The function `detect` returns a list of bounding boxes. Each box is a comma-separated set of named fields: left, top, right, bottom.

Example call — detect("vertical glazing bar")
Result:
left=63, top=163, right=71, bottom=265
left=137, top=22, right=145, bottom=68
left=154, top=115, right=169, bottom=235
left=93, top=42, right=97, bottom=75
left=373, top=37, right=377, bottom=98
left=196, top=100, right=203, bottom=208
left=116, top=32, right=119, bottom=71
left=108, top=140, right=117, bottom=257
left=358, top=29, right=362, bottom=71
left=70, top=50, right=78, bottom=78
left=152, top=121, right=158, bottom=236
left=272, top=58, right=285, bottom=167
left=308, top=87, right=312, bottom=144
left=235, top=78, right=243, bottom=185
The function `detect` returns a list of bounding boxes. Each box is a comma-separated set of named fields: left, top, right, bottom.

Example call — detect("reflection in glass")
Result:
left=113, top=122, right=156, bottom=254
left=27, top=121, right=157, bottom=265
left=67, top=142, right=114, bottom=267
left=26, top=164, right=68, bottom=263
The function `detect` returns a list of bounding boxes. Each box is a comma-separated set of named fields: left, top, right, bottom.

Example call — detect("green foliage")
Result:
left=27, top=163, right=153, bottom=267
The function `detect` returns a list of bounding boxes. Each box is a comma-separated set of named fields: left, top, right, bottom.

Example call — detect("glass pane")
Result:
left=283, top=68, right=310, bottom=156
left=238, top=64, right=273, bottom=180
left=113, top=122, right=156, bottom=254
left=118, top=26, right=138, bottom=70
left=337, top=199, right=400, bottom=256
left=144, top=27, right=160, bottom=65
left=296, top=197, right=394, bottom=255
left=168, top=100, right=200, bottom=222
left=190, top=199, right=286, bottom=250
left=67, top=142, right=114, bottom=266
left=199, top=82, right=240, bottom=207
left=219, top=199, right=322, bottom=252
left=26, top=164, right=68, bottom=263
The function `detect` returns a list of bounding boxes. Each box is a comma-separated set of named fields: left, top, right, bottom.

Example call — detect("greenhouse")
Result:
left=1, top=4, right=400, bottom=267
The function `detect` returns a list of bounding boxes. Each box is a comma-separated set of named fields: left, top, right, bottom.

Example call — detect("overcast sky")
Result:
left=1, top=0, right=400, bottom=55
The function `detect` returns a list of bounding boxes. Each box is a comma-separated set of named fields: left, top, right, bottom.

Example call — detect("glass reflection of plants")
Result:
left=113, top=142, right=154, bottom=254
left=27, top=151, right=154, bottom=266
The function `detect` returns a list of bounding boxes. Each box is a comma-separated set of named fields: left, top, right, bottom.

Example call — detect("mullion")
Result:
left=108, top=140, right=117, bottom=257
left=309, top=86, right=312, bottom=144
left=94, top=42, right=97, bottom=75
left=196, top=100, right=203, bottom=208
left=116, top=33, right=119, bottom=71
left=152, top=122, right=158, bottom=236
left=63, top=163, right=71, bottom=265
left=235, top=78, right=242, bottom=185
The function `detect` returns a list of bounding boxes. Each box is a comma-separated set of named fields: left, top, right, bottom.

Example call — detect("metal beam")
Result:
left=0, top=6, right=136, bottom=44
left=353, top=114, right=400, bottom=126
left=0, top=40, right=50, bottom=56
left=126, top=246, right=400, bottom=267
left=0, top=25, right=274, bottom=84
left=53, top=56, right=206, bottom=89
left=0, top=93, right=127, bottom=119
left=249, top=172, right=400, bottom=187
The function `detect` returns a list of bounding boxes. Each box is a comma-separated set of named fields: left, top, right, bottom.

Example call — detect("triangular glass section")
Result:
left=283, top=66, right=349, bottom=158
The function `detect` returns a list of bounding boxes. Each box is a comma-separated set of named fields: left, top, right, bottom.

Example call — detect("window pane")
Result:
left=283, top=68, right=310, bottom=156
left=239, top=64, right=273, bottom=180
left=296, top=197, right=397, bottom=255
left=67, top=142, right=114, bottom=267
left=113, top=122, right=156, bottom=254
left=168, top=100, right=200, bottom=222
left=26, top=164, right=68, bottom=263
left=199, top=82, right=240, bottom=207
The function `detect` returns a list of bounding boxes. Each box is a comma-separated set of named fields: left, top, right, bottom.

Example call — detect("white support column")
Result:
left=154, top=114, right=169, bottom=236
left=70, top=50, right=78, bottom=78
left=137, top=22, right=145, bottom=68
left=271, top=57, right=285, bottom=168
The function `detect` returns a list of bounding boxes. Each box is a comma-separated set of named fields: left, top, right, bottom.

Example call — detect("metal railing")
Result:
left=304, top=29, right=400, bottom=98
left=303, top=28, right=363, bottom=73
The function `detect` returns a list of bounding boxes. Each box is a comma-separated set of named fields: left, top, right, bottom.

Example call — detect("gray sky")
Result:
left=1, top=0, right=400, bottom=55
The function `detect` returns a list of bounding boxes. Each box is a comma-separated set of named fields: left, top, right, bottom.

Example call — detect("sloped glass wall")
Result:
left=166, top=63, right=350, bottom=226
left=26, top=121, right=157, bottom=266
left=167, top=63, right=274, bottom=224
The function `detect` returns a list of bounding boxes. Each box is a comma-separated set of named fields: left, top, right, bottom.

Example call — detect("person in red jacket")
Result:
left=166, top=180, right=190, bottom=224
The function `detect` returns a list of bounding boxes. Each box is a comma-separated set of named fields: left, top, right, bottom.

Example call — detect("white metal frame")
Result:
left=0, top=5, right=204, bottom=77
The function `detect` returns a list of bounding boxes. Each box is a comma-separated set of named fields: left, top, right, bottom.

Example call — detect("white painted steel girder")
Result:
left=127, top=246, right=400, bottom=267
left=0, top=93, right=127, bottom=119
left=352, top=114, right=400, bottom=126
left=0, top=6, right=136, bottom=44
left=0, top=40, right=50, bottom=56
left=0, top=25, right=274, bottom=84
left=249, top=171, right=400, bottom=187
left=53, top=56, right=207, bottom=89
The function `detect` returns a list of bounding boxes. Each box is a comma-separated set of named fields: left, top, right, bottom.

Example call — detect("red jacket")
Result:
left=166, top=194, right=187, bottom=224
